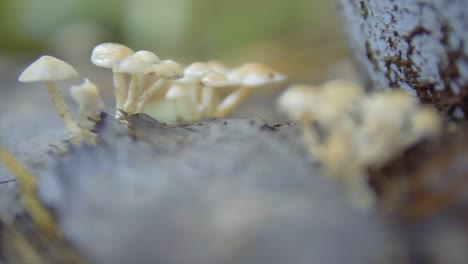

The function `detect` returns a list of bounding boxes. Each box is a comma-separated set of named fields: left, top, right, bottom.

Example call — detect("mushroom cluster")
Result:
left=17, top=42, right=286, bottom=136
left=91, top=43, right=285, bottom=123
left=278, top=80, right=442, bottom=208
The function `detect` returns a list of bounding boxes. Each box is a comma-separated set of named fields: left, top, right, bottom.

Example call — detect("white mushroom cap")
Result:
left=184, top=62, right=212, bottom=77
left=153, top=60, right=183, bottom=78
left=165, top=84, right=188, bottom=99
left=206, top=60, right=229, bottom=74
left=200, top=72, right=230, bottom=87
left=131, top=50, right=160, bottom=64
left=18, top=55, right=78, bottom=82
left=70, top=79, right=104, bottom=109
left=91, top=43, right=134, bottom=68
left=317, top=80, right=365, bottom=121
left=227, top=63, right=286, bottom=86
left=114, top=57, right=153, bottom=74
left=277, top=84, right=319, bottom=120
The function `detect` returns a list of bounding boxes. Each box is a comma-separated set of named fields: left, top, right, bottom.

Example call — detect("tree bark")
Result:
left=336, top=0, right=468, bottom=119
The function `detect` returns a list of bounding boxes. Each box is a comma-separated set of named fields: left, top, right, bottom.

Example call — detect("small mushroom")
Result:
left=316, top=80, right=365, bottom=128
left=184, top=62, right=212, bottom=77
left=91, top=43, right=134, bottom=111
left=153, top=59, right=183, bottom=79
left=215, top=62, right=285, bottom=117
left=131, top=50, right=160, bottom=64
left=165, top=83, right=200, bottom=122
left=70, top=78, right=105, bottom=125
left=206, top=60, right=229, bottom=75
left=114, top=57, right=153, bottom=114
left=199, top=71, right=230, bottom=116
left=135, top=60, right=184, bottom=112
left=277, top=84, right=321, bottom=157
left=183, top=62, right=213, bottom=104
left=18, top=55, right=80, bottom=133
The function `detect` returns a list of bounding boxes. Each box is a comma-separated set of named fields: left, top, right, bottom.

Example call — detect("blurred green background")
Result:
left=0, top=0, right=360, bottom=122
left=0, top=0, right=354, bottom=81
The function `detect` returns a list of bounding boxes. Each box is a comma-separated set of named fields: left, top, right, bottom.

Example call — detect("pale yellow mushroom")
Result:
left=165, top=83, right=200, bottom=122
left=70, top=78, right=104, bottom=125
left=136, top=59, right=183, bottom=112
left=199, top=71, right=230, bottom=117
left=90, top=43, right=133, bottom=111
left=206, top=60, right=229, bottom=75
left=115, top=57, right=153, bottom=114
left=182, top=62, right=214, bottom=104
left=216, top=63, right=285, bottom=117
left=277, top=84, right=321, bottom=157
left=18, top=55, right=80, bottom=133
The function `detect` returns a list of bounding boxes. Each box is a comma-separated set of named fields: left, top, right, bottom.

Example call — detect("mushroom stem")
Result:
left=45, top=81, right=80, bottom=133
left=214, top=86, right=251, bottom=117
left=124, top=74, right=144, bottom=114
left=113, top=72, right=127, bottom=110
left=200, top=86, right=215, bottom=116
left=176, top=97, right=200, bottom=122
left=136, top=78, right=166, bottom=112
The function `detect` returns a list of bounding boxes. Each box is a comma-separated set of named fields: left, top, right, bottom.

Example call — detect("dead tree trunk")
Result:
left=336, top=0, right=468, bottom=120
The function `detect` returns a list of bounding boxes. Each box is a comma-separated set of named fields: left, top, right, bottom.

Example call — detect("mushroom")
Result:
left=165, top=83, right=200, bottom=122
left=131, top=50, right=160, bottom=64
left=90, top=43, right=134, bottom=111
left=114, top=57, right=153, bottom=114
left=18, top=55, right=80, bottom=133
left=182, top=62, right=213, bottom=104
left=277, top=84, right=322, bottom=157
left=199, top=71, right=230, bottom=117
left=135, top=59, right=184, bottom=113
left=70, top=78, right=105, bottom=125
left=215, top=62, right=285, bottom=117
left=206, top=60, right=229, bottom=75
left=316, top=80, right=365, bottom=129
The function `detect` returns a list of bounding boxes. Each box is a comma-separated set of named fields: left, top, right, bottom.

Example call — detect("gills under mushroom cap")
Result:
left=18, top=55, right=78, bottom=82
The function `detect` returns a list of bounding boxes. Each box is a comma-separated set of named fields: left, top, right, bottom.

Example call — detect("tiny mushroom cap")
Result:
left=362, top=89, right=418, bottom=125
left=114, top=57, right=154, bottom=74
left=277, top=84, right=319, bottom=120
left=165, top=84, right=188, bottom=99
left=206, top=60, right=229, bottom=75
left=200, top=72, right=230, bottom=87
left=19, top=55, right=78, bottom=82
left=153, top=60, right=183, bottom=79
left=91, top=43, right=134, bottom=68
left=184, top=62, right=212, bottom=77
left=316, top=80, right=365, bottom=122
left=131, top=50, right=160, bottom=64
left=227, top=62, right=286, bottom=86
left=320, top=80, right=364, bottom=101
left=70, top=79, right=104, bottom=109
